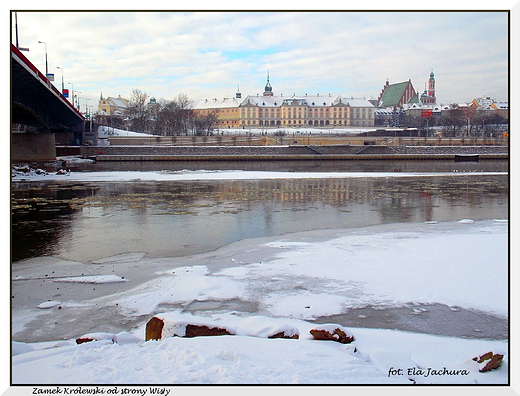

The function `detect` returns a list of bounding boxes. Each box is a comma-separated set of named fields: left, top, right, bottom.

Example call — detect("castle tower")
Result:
left=236, top=84, right=241, bottom=99
left=263, top=70, right=273, bottom=96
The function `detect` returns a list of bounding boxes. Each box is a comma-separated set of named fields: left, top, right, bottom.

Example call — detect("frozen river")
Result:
left=11, top=159, right=509, bottom=344
left=12, top=160, right=508, bottom=263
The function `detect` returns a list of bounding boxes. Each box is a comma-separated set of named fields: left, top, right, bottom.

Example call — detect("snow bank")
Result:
left=11, top=166, right=507, bottom=182
left=98, top=126, right=151, bottom=137
left=153, top=312, right=236, bottom=338
left=235, top=316, right=299, bottom=338
left=11, top=312, right=508, bottom=385
left=10, top=219, right=509, bottom=385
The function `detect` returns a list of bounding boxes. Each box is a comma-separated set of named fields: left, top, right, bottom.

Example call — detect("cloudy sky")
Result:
left=11, top=8, right=511, bottom=111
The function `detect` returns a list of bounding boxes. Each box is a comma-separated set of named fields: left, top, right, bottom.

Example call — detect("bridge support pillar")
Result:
left=11, top=133, right=56, bottom=162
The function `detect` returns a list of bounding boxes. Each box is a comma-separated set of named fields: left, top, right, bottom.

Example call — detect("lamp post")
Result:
left=14, top=12, right=29, bottom=51
left=80, top=97, right=90, bottom=117
left=37, top=41, right=48, bottom=74
left=75, top=91, right=81, bottom=110
left=56, top=66, right=64, bottom=92
left=68, top=82, right=75, bottom=105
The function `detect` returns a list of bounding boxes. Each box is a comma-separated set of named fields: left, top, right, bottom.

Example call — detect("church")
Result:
left=377, top=70, right=436, bottom=108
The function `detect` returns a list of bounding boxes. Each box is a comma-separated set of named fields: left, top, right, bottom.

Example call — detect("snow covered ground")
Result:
left=97, top=126, right=377, bottom=138
left=11, top=163, right=506, bottom=183
left=9, top=165, right=511, bottom=388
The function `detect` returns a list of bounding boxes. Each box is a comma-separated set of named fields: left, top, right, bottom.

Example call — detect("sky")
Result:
left=10, top=6, right=513, bottom=113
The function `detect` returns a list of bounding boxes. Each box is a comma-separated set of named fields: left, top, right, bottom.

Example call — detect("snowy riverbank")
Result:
left=11, top=163, right=507, bottom=183
left=11, top=217, right=509, bottom=385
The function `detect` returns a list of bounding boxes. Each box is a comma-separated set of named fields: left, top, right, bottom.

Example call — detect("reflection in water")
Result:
left=12, top=173, right=508, bottom=263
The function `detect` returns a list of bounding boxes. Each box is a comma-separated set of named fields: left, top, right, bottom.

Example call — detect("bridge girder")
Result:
left=11, top=45, right=85, bottom=135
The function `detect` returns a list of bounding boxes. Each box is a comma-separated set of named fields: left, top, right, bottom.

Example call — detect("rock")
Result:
left=145, top=316, right=165, bottom=341
left=235, top=316, right=300, bottom=339
left=145, top=313, right=235, bottom=341
left=309, top=324, right=355, bottom=344
left=184, top=324, right=234, bottom=338
left=472, top=351, right=504, bottom=372
left=76, top=337, right=94, bottom=345
left=76, top=332, right=116, bottom=344
left=268, top=331, right=299, bottom=339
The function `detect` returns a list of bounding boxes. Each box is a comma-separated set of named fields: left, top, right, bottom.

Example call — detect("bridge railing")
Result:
left=11, top=44, right=84, bottom=120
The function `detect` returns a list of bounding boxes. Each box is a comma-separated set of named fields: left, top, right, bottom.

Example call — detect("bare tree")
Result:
left=439, top=105, right=466, bottom=137
left=156, top=101, right=173, bottom=136
left=128, top=89, right=151, bottom=133
left=156, top=93, right=195, bottom=136
left=194, top=112, right=218, bottom=136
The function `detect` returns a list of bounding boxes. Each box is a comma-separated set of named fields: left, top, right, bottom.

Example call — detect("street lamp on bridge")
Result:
left=68, top=82, right=75, bottom=107
left=56, top=66, right=64, bottom=92
left=75, top=91, right=81, bottom=110
left=37, top=41, right=48, bottom=75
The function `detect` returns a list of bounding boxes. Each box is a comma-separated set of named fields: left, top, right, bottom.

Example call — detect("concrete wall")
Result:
left=11, top=133, right=56, bottom=162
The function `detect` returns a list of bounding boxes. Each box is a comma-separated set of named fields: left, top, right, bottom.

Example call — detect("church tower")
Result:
left=263, top=70, right=273, bottom=96
left=427, top=69, right=436, bottom=101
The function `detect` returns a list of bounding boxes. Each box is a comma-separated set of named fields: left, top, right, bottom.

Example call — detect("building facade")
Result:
left=98, top=94, right=129, bottom=116
left=377, top=79, right=417, bottom=108
left=193, top=75, right=375, bottom=128
left=194, top=97, right=242, bottom=128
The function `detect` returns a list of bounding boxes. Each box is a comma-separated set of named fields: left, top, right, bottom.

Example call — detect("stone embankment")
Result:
left=77, top=144, right=509, bottom=162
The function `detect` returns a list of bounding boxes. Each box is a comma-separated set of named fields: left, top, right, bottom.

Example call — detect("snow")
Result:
left=155, top=312, right=236, bottom=338
left=11, top=166, right=506, bottom=182
left=235, top=316, right=299, bottom=338
left=9, top=164, right=511, bottom=388
left=36, top=301, right=62, bottom=309
left=53, top=275, right=127, bottom=284
left=10, top=218, right=509, bottom=386
left=97, top=126, right=151, bottom=137
left=10, top=315, right=508, bottom=385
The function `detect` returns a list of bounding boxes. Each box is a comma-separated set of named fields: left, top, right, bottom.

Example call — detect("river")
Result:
left=11, top=159, right=509, bottom=342
left=12, top=159, right=508, bottom=263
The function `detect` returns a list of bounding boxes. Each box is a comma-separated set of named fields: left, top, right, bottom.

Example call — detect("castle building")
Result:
left=193, top=74, right=375, bottom=128
left=193, top=96, right=242, bottom=127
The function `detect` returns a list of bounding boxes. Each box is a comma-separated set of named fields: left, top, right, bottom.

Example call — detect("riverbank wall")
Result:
left=68, top=145, right=508, bottom=162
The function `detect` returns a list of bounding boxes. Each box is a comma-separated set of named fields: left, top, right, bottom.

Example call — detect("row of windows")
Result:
left=200, top=107, right=373, bottom=116
left=245, top=120, right=373, bottom=126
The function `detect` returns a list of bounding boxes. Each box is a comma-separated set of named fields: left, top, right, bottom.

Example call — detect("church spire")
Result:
left=263, top=70, right=273, bottom=96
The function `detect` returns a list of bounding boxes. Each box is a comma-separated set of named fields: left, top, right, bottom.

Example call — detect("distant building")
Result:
left=377, top=79, right=417, bottom=108
left=98, top=93, right=129, bottom=116
left=193, top=74, right=375, bottom=128
left=470, top=96, right=509, bottom=121
left=420, top=70, right=436, bottom=105
left=377, top=71, right=436, bottom=108
left=147, top=97, right=160, bottom=118
left=194, top=96, right=242, bottom=128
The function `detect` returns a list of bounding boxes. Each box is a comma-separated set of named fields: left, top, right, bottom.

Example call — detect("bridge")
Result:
left=11, top=44, right=85, bottom=161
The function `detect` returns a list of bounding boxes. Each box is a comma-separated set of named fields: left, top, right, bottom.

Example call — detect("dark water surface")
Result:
left=12, top=160, right=508, bottom=263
